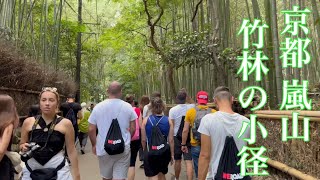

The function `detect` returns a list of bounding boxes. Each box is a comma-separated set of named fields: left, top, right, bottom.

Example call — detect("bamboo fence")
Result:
left=253, top=110, right=320, bottom=179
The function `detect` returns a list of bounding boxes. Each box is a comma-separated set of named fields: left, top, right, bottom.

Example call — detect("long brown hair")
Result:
left=139, top=95, right=150, bottom=113
left=0, top=95, right=19, bottom=136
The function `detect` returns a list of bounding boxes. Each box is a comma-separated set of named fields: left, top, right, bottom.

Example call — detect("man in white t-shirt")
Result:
left=88, top=81, right=137, bottom=180
left=198, top=86, right=250, bottom=180
left=142, top=102, right=151, bottom=119
left=169, top=90, right=195, bottom=180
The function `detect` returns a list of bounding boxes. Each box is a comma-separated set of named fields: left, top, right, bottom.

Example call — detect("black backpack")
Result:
left=176, top=116, right=190, bottom=142
left=215, top=136, right=251, bottom=180
left=147, top=115, right=170, bottom=162
left=104, top=118, right=125, bottom=155
left=65, top=104, right=77, bottom=126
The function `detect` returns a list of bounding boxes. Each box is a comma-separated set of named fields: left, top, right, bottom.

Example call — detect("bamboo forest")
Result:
left=0, top=0, right=320, bottom=180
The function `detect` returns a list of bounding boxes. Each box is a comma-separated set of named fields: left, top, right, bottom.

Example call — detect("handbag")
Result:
left=25, top=157, right=66, bottom=180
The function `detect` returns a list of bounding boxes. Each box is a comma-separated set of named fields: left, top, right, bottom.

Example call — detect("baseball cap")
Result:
left=197, top=91, right=209, bottom=104
left=81, top=102, right=87, bottom=108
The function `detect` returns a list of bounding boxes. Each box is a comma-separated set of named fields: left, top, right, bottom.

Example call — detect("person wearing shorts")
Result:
left=88, top=81, right=137, bottom=180
left=98, top=149, right=131, bottom=179
left=141, top=97, right=174, bottom=179
left=169, top=90, right=194, bottom=180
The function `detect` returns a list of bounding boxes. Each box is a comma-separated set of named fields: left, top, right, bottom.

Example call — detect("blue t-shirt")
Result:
left=145, top=115, right=170, bottom=143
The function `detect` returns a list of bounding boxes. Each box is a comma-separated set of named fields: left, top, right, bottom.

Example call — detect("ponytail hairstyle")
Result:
left=150, top=97, right=165, bottom=115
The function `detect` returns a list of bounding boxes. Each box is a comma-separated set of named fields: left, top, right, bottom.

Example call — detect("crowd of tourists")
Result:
left=0, top=81, right=250, bottom=180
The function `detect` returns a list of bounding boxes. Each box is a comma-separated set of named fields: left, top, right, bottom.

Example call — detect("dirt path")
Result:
left=78, top=142, right=189, bottom=180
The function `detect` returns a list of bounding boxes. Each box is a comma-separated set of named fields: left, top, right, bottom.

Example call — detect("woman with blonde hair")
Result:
left=20, top=87, right=80, bottom=180
left=0, top=95, right=19, bottom=180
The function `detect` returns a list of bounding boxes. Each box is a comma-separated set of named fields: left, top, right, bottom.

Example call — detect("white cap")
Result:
left=81, top=102, right=87, bottom=108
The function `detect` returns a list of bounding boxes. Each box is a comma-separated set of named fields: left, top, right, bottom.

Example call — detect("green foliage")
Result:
left=165, top=31, right=212, bottom=68
left=5, top=0, right=320, bottom=104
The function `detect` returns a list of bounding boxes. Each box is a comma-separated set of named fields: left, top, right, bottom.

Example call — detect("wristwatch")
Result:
left=181, top=144, right=186, bottom=146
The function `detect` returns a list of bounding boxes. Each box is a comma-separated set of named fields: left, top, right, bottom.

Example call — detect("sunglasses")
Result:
left=41, top=87, right=58, bottom=92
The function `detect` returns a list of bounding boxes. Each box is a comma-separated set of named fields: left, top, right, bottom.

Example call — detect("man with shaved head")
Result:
left=108, top=81, right=122, bottom=95
left=197, top=86, right=250, bottom=180
left=88, top=81, right=137, bottom=180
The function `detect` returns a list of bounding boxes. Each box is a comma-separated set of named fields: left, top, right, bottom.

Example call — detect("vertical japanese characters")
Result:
left=280, top=6, right=311, bottom=142
left=237, top=19, right=270, bottom=176
left=236, top=5, right=313, bottom=177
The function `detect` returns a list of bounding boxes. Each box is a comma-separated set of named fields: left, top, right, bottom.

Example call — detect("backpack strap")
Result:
left=115, top=104, right=123, bottom=119
left=29, top=115, right=41, bottom=142
left=194, top=106, right=201, bottom=120
left=29, top=115, right=63, bottom=150
left=148, top=115, right=164, bottom=126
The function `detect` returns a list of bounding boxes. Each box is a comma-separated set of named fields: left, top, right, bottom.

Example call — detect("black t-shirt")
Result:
left=60, top=102, right=82, bottom=119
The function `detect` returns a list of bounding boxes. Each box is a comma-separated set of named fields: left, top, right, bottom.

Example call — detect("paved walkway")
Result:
left=78, top=142, right=189, bottom=180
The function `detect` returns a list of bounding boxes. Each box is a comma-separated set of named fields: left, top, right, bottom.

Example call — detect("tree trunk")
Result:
left=264, top=0, right=276, bottom=108
left=167, top=65, right=177, bottom=103
left=251, top=0, right=261, bottom=45
left=224, top=0, right=230, bottom=48
left=271, top=0, right=283, bottom=106
left=284, top=0, right=291, bottom=80
left=75, top=0, right=82, bottom=103
left=311, top=0, right=320, bottom=79
left=245, top=0, right=252, bottom=22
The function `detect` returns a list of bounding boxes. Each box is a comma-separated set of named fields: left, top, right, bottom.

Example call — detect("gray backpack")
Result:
left=191, top=107, right=211, bottom=142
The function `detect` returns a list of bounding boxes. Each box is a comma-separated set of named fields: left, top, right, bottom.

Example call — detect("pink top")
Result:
left=131, top=107, right=141, bottom=141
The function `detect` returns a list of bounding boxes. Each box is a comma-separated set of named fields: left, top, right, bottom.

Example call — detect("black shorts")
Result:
left=143, top=149, right=171, bottom=177
left=174, top=136, right=192, bottom=160
left=130, top=140, right=141, bottom=167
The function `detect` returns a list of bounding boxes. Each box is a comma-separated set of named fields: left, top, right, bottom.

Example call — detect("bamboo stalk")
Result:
left=252, top=114, right=320, bottom=122
left=255, top=110, right=320, bottom=117
left=267, top=158, right=318, bottom=180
